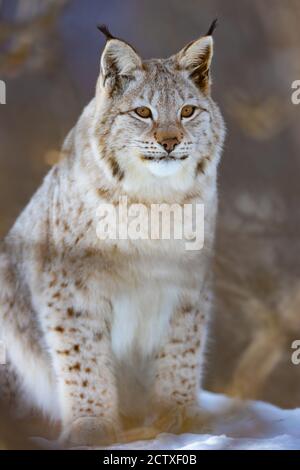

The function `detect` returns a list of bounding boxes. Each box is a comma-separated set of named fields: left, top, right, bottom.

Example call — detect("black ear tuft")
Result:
left=97, top=24, right=115, bottom=41
left=206, top=18, right=218, bottom=36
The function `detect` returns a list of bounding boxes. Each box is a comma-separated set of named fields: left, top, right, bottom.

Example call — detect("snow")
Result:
left=35, top=391, right=300, bottom=450
left=105, top=391, right=300, bottom=450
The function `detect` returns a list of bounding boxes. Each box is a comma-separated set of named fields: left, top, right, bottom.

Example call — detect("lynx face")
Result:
left=91, top=30, right=223, bottom=196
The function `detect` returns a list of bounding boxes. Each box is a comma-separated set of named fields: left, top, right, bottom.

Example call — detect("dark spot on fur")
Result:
left=182, top=304, right=193, bottom=314
left=65, top=380, right=78, bottom=385
left=183, top=348, right=195, bottom=355
left=94, top=332, right=103, bottom=341
left=57, top=349, right=70, bottom=355
left=97, top=187, right=112, bottom=200
left=69, top=328, right=78, bottom=333
left=74, top=235, right=81, bottom=245
left=67, top=307, right=74, bottom=318
left=69, top=362, right=81, bottom=372
left=196, top=156, right=211, bottom=176
left=54, top=326, right=64, bottom=333
left=108, top=155, right=124, bottom=181
left=171, top=338, right=182, bottom=344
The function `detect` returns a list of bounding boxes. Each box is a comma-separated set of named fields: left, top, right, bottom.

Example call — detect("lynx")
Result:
left=0, top=22, right=225, bottom=446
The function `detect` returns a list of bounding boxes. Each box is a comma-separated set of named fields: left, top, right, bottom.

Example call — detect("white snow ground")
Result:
left=105, top=391, right=300, bottom=450
left=35, top=391, right=300, bottom=450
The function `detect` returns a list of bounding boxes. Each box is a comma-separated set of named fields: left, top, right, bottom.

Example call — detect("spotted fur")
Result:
left=0, top=29, right=225, bottom=446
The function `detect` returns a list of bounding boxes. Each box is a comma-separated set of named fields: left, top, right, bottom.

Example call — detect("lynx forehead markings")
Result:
left=0, top=21, right=224, bottom=446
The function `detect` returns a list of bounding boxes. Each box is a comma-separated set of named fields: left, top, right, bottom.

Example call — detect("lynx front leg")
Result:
left=44, top=298, right=120, bottom=446
left=153, top=301, right=208, bottom=433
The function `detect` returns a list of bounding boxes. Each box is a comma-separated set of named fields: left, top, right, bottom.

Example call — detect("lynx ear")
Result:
left=176, top=35, right=214, bottom=92
left=98, top=25, right=142, bottom=92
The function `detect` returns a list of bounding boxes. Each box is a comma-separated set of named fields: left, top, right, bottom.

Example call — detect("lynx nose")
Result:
left=158, top=137, right=180, bottom=154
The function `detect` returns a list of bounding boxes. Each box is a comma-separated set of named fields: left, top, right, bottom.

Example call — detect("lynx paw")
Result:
left=155, top=404, right=208, bottom=434
left=180, top=404, right=211, bottom=433
left=61, top=416, right=121, bottom=447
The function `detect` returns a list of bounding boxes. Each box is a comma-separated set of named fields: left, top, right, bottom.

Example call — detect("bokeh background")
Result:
left=1, top=0, right=300, bottom=448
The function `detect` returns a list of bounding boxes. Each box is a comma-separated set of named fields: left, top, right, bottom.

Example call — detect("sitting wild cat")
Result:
left=0, top=22, right=225, bottom=446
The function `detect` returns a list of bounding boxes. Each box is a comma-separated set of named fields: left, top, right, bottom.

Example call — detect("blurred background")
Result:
left=1, top=0, right=300, bottom=448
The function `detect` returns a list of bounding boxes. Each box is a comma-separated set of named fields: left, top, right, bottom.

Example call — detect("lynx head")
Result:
left=91, top=22, right=224, bottom=198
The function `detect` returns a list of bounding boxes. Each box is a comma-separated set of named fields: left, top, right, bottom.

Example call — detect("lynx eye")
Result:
left=135, top=106, right=152, bottom=119
left=181, top=105, right=196, bottom=119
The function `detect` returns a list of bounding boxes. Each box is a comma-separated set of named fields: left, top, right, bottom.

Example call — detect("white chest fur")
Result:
left=111, top=281, right=179, bottom=360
